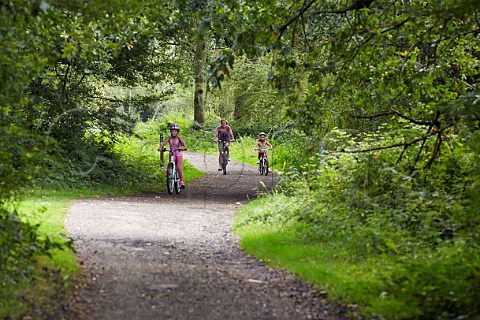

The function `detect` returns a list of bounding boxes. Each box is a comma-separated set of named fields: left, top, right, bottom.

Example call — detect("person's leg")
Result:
left=175, top=155, right=184, bottom=185
left=225, top=142, right=231, bottom=160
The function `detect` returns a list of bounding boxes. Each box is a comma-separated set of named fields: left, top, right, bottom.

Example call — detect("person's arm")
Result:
left=229, top=127, right=235, bottom=141
left=179, top=137, right=187, bottom=150
left=267, top=141, right=273, bottom=148
left=253, top=141, right=259, bottom=149
left=159, top=138, right=168, bottom=150
left=213, top=128, right=218, bottom=142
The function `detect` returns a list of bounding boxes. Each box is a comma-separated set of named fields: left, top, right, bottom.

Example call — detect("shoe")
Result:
left=180, top=181, right=185, bottom=189
left=218, top=166, right=222, bottom=171
left=256, top=160, right=260, bottom=164
left=228, top=157, right=231, bottom=161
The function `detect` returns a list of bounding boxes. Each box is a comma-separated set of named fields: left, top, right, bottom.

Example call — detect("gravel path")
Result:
left=64, top=152, right=347, bottom=320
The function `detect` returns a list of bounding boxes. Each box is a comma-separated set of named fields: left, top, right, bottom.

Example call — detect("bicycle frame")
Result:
left=168, top=152, right=178, bottom=172
left=164, top=149, right=182, bottom=194
left=255, top=147, right=270, bottom=176
left=218, top=140, right=229, bottom=175
left=259, top=149, right=268, bottom=160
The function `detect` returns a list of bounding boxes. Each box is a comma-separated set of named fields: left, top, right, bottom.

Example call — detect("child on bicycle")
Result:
left=253, top=132, right=273, bottom=163
left=158, top=123, right=187, bottom=188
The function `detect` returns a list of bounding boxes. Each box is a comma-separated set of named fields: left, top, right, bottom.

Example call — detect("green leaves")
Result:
left=209, top=0, right=480, bottom=172
left=0, top=209, right=58, bottom=287
left=207, top=1, right=480, bottom=318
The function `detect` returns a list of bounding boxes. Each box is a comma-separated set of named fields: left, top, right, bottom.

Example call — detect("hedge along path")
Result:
left=64, top=152, right=346, bottom=320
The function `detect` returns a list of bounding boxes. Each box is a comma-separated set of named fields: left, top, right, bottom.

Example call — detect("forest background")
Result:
left=1, top=0, right=479, bottom=319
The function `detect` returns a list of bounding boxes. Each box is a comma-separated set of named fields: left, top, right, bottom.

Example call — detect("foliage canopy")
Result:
left=1, top=0, right=480, bottom=318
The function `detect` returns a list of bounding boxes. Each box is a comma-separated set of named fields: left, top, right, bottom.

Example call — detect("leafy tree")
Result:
left=0, top=0, right=195, bottom=289
left=207, top=55, right=289, bottom=135
left=209, top=2, right=480, bottom=317
left=210, top=0, right=480, bottom=170
left=194, top=39, right=207, bottom=124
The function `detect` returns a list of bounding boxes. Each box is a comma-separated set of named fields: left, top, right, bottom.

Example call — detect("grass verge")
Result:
left=232, top=195, right=446, bottom=320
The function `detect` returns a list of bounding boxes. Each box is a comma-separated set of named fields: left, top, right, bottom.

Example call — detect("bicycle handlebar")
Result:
left=214, top=139, right=235, bottom=143
left=159, top=148, right=187, bottom=152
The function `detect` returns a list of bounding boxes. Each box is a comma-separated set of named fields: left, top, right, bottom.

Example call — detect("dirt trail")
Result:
left=65, top=152, right=346, bottom=320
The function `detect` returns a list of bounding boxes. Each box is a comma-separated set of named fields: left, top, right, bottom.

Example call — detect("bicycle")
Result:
left=254, top=147, right=272, bottom=176
left=162, top=148, right=186, bottom=194
left=218, top=139, right=230, bottom=175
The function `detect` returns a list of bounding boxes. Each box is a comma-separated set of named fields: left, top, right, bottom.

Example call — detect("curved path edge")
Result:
left=64, top=152, right=347, bottom=320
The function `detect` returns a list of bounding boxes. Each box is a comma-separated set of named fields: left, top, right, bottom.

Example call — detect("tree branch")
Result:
left=408, top=124, right=432, bottom=172
left=381, top=18, right=410, bottom=34
left=389, top=107, right=432, bottom=126
left=313, top=0, right=375, bottom=15
left=425, top=132, right=442, bottom=169
left=342, top=122, right=454, bottom=154
left=91, top=96, right=130, bottom=103
left=62, top=61, right=71, bottom=96
left=350, top=105, right=435, bottom=128
left=350, top=111, right=395, bottom=119
left=278, top=0, right=317, bottom=38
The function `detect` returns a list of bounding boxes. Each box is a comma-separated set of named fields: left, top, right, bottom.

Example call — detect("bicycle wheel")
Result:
left=222, top=162, right=227, bottom=175
left=264, top=158, right=269, bottom=176
left=222, top=151, right=228, bottom=175
left=174, top=170, right=181, bottom=194
left=166, top=163, right=175, bottom=195
left=259, top=156, right=265, bottom=175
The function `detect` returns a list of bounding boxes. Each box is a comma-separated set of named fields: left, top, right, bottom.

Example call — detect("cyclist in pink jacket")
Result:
left=159, top=124, right=187, bottom=188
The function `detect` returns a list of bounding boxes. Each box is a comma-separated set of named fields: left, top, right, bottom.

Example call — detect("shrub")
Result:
left=0, top=209, right=66, bottom=288
left=248, top=127, right=480, bottom=318
left=383, top=243, right=480, bottom=319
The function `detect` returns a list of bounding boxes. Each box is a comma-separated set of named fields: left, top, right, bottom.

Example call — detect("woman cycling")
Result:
left=213, top=119, right=235, bottom=171
left=159, top=124, right=187, bottom=188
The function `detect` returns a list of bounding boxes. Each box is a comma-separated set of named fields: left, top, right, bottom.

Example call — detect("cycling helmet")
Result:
left=169, top=123, right=180, bottom=131
left=258, top=132, right=266, bottom=137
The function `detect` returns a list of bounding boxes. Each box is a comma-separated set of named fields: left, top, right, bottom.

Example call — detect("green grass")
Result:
left=229, top=136, right=259, bottom=166
left=236, top=225, right=418, bottom=318
left=233, top=196, right=425, bottom=319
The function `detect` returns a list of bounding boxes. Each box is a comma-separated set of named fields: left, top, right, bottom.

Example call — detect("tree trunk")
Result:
left=234, top=99, right=242, bottom=120
left=193, top=40, right=206, bottom=124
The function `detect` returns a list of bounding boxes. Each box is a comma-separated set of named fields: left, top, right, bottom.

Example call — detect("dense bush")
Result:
left=383, top=245, right=480, bottom=319
left=0, top=209, right=68, bottom=291
left=241, top=127, right=480, bottom=318
left=37, top=131, right=164, bottom=191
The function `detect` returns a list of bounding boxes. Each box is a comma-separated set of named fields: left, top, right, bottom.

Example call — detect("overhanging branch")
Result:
left=313, top=0, right=376, bottom=15
left=342, top=123, right=454, bottom=154
left=389, top=107, right=432, bottom=126
left=351, top=106, right=433, bottom=126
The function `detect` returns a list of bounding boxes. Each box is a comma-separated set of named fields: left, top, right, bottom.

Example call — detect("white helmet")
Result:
left=169, top=123, right=180, bottom=131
